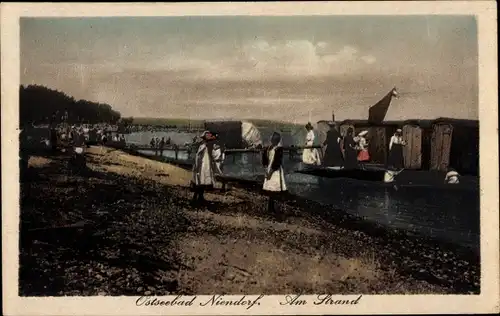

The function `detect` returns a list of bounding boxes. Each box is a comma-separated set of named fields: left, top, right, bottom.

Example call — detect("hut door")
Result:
left=368, top=127, right=387, bottom=164
left=430, top=123, right=454, bottom=171
left=402, top=125, right=422, bottom=169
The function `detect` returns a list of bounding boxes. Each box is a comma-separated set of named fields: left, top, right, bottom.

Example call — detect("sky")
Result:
left=20, top=16, right=478, bottom=123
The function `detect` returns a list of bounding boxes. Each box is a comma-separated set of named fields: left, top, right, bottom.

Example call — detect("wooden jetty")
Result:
left=126, top=143, right=321, bottom=155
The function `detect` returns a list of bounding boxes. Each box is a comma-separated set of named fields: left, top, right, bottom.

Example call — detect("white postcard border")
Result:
left=1, top=2, right=498, bottom=315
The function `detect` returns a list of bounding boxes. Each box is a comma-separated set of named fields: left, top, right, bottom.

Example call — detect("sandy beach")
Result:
left=19, top=146, right=479, bottom=296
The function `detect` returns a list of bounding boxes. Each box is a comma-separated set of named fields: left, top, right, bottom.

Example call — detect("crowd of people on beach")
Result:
left=149, top=136, right=172, bottom=156
left=20, top=123, right=129, bottom=175
left=300, top=122, right=405, bottom=170
left=302, top=122, right=460, bottom=184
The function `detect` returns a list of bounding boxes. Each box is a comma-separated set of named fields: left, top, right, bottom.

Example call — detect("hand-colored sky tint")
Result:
left=21, top=16, right=478, bottom=123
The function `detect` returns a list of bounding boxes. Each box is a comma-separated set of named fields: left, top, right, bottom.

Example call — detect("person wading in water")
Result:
left=261, top=132, right=287, bottom=217
left=159, top=137, right=165, bottom=156
left=388, top=129, right=406, bottom=169
left=190, top=131, right=223, bottom=206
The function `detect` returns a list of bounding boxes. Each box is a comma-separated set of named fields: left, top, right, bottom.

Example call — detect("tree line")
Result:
left=20, top=84, right=122, bottom=126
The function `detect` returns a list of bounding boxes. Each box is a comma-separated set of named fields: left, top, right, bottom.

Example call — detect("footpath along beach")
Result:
left=19, top=146, right=479, bottom=296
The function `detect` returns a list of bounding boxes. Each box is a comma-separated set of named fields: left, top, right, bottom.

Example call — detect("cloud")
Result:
left=361, top=55, right=377, bottom=65
left=121, top=39, right=379, bottom=80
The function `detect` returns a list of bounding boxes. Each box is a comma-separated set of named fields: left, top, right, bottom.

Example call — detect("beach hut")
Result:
left=316, top=120, right=331, bottom=156
left=445, top=118, right=479, bottom=176
left=367, top=124, right=392, bottom=165
left=430, top=120, right=454, bottom=171
left=402, top=121, right=423, bottom=169
left=339, top=120, right=400, bottom=165
left=204, top=120, right=243, bottom=149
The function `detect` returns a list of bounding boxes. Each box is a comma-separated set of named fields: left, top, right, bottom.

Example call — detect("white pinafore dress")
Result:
left=263, top=145, right=287, bottom=192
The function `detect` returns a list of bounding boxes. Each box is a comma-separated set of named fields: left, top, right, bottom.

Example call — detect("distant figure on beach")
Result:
left=50, top=128, right=58, bottom=152
left=215, top=140, right=226, bottom=173
left=159, top=137, right=165, bottom=156
left=356, top=130, right=370, bottom=165
left=119, top=134, right=126, bottom=147
left=191, top=131, right=223, bottom=206
left=101, top=133, right=107, bottom=144
left=388, top=129, right=406, bottom=169
left=262, top=132, right=287, bottom=214
left=445, top=168, right=460, bottom=184
left=72, top=129, right=87, bottom=167
left=289, top=145, right=297, bottom=160
left=302, top=122, right=321, bottom=166
left=155, top=137, right=160, bottom=155
left=322, top=122, right=344, bottom=168
left=150, top=137, right=155, bottom=149
left=343, top=127, right=358, bottom=169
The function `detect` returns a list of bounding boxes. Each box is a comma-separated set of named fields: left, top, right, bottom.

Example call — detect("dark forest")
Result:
left=19, top=84, right=122, bottom=126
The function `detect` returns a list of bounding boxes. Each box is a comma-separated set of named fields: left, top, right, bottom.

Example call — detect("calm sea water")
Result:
left=125, top=131, right=480, bottom=251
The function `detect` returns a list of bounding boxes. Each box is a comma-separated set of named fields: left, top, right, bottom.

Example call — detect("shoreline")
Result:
left=120, top=145, right=479, bottom=256
left=19, top=146, right=480, bottom=295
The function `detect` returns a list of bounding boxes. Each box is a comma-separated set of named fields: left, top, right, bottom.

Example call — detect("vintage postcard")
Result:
left=1, top=1, right=499, bottom=315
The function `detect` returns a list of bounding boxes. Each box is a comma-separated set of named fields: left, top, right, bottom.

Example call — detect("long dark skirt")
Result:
left=323, top=144, right=344, bottom=167
left=388, top=144, right=404, bottom=169
left=343, top=147, right=358, bottom=169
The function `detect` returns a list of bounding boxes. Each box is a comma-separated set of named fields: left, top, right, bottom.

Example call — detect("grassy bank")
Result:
left=19, top=146, right=478, bottom=295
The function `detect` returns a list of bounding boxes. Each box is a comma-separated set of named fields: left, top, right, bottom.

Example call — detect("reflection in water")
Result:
left=127, top=138, right=479, bottom=251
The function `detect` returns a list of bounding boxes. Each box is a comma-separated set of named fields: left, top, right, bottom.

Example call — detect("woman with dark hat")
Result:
left=261, top=132, right=287, bottom=214
left=343, top=127, right=358, bottom=169
left=388, top=128, right=406, bottom=169
left=322, top=122, right=344, bottom=168
left=191, top=130, right=224, bottom=205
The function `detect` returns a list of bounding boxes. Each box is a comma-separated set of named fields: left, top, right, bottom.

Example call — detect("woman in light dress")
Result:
left=356, top=130, right=370, bottom=163
left=302, top=122, right=322, bottom=166
left=191, top=131, right=224, bottom=205
left=388, top=129, right=406, bottom=169
left=262, top=132, right=287, bottom=214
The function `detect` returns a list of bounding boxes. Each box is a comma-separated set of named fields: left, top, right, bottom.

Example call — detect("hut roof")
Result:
left=322, top=117, right=479, bottom=129
left=402, top=118, right=479, bottom=128
left=336, top=119, right=402, bottom=127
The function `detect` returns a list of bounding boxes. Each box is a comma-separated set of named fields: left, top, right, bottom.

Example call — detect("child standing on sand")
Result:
left=191, top=131, right=224, bottom=206
left=261, top=132, right=287, bottom=214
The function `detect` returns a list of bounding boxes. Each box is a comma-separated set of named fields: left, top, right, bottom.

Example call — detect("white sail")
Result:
left=241, top=121, right=262, bottom=148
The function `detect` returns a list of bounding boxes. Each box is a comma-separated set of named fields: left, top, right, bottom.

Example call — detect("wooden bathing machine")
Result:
left=397, top=119, right=478, bottom=175
left=337, top=120, right=399, bottom=165
left=204, top=120, right=243, bottom=149
left=317, top=118, right=478, bottom=175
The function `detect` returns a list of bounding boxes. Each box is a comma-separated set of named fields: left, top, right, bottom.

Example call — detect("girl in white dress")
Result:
left=302, top=122, right=321, bottom=166
left=262, top=132, right=287, bottom=214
